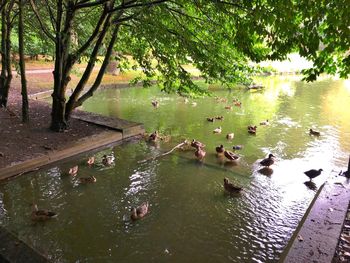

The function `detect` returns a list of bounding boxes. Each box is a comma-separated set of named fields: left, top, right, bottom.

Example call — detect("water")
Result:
left=1, top=76, right=350, bottom=262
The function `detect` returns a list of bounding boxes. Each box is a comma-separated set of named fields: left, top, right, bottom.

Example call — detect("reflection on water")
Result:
left=1, top=76, right=350, bottom=262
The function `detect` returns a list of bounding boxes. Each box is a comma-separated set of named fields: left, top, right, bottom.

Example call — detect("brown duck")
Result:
left=260, top=154, right=275, bottom=167
left=191, top=139, right=205, bottom=149
left=31, top=204, right=57, bottom=221
left=224, top=178, right=242, bottom=193
left=130, top=202, right=149, bottom=220
left=224, top=150, right=239, bottom=161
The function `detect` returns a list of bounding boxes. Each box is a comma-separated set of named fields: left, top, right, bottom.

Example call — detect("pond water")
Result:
left=1, top=76, right=350, bottom=262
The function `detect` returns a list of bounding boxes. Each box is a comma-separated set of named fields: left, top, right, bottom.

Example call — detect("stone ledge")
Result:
left=280, top=174, right=350, bottom=262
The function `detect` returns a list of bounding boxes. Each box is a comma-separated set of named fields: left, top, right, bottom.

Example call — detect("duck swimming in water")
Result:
left=223, top=177, right=242, bottom=193
left=213, top=126, right=222, bottom=134
left=309, top=129, right=320, bottom=136
left=68, top=165, right=78, bottom=176
left=226, top=133, right=234, bottom=140
left=224, top=150, right=239, bottom=161
left=79, top=176, right=97, bottom=184
left=102, top=154, right=115, bottom=166
left=130, top=202, right=149, bottom=220
left=195, top=147, right=206, bottom=161
left=31, top=204, right=57, bottom=221
left=191, top=139, right=205, bottom=149
left=260, top=154, right=275, bottom=168
left=216, top=145, right=225, bottom=155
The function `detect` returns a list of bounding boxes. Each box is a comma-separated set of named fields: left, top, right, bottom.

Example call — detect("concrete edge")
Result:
left=0, top=131, right=123, bottom=181
left=0, top=226, right=48, bottom=262
left=280, top=176, right=350, bottom=262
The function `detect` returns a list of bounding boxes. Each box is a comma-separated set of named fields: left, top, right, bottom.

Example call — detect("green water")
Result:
left=1, top=76, right=350, bottom=262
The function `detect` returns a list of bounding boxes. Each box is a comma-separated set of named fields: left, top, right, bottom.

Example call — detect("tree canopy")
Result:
left=0, top=0, right=349, bottom=131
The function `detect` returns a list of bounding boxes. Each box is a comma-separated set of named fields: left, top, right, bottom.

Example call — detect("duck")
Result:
left=309, top=129, right=320, bottom=136
left=215, top=116, right=224, bottom=121
left=102, top=154, right=115, bottom=166
left=151, top=100, right=159, bottom=108
left=195, top=147, right=206, bottom=161
left=68, top=165, right=78, bottom=176
left=191, top=139, right=205, bottom=149
left=304, top=169, right=323, bottom=181
left=234, top=101, right=242, bottom=107
left=213, top=126, right=222, bottom=134
left=260, top=154, right=275, bottom=167
left=87, top=156, right=95, bottom=166
left=226, top=133, right=234, bottom=140
left=215, top=145, right=225, bottom=154
left=224, top=150, right=239, bottom=161
left=223, top=177, right=242, bottom=193
left=232, top=145, right=243, bottom=150
left=260, top=120, right=269, bottom=125
left=31, top=204, right=57, bottom=221
left=207, top=117, right=215, bottom=122
left=248, top=125, right=257, bottom=134
left=148, top=131, right=159, bottom=142
left=130, top=202, right=149, bottom=220
left=79, top=176, right=97, bottom=184
left=191, top=102, right=197, bottom=107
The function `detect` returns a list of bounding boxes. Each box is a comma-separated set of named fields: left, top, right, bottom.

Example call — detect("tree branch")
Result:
left=29, top=0, right=55, bottom=42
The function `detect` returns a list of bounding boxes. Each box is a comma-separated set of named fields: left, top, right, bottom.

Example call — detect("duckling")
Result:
left=225, top=106, right=232, bottom=110
left=195, top=147, right=206, bottom=161
left=304, top=169, right=323, bottom=181
left=224, top=150, right=239, bottom=161
left=130, top=202, right=149, bottom=220
left=260, top=120, right=269, bottom=125
left=68, top=165, right=78, bottom=176
left=31, top=204, right=57, bottom=221
left=87, top=156, right=95, bottom=166
left=260, top=154, right=275, bottom=168
left=102, top=154, right=115, bottom=166
left=79, top=176, right=97, bottom=184
left=226, top=133, right=234, bottom=140
left=207, top=117, right=215, bottom=122
left=191, top=139, right=205, bottom=149
left=215, top=145, right=225, bottom=155
left=309, top=129, right=320, bottom=136
left=215, top=116, right=224, bottom=121
left=148, top=131, right=159, bottom=142
left=232, top=145, right=243, bottom=150
left=151, top=100, right=159, bottom=108
left=213, top=126, right=222, bottom=134
left=223, top=177, right=242, bottom=193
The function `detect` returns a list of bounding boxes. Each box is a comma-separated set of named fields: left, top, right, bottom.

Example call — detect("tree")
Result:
left=0, top=0, right=16, bottom=108
left=18, top=0, right=29, bottom=122
left=29, top=0, right=349, bottom=132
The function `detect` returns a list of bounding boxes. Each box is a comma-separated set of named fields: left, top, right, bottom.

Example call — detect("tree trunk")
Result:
left=65, top=13, right=113, bottom=119
left=18, top=0, right=29, bottom=123
left=0, top=1, right=14, bottom=108
left=0, top=6, right=7, bottom=107
left=106, top=50, right=120, bottom=76
left=50, top=0, right=74, bottom=131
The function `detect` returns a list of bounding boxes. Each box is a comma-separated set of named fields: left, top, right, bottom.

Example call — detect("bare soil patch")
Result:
left=0, top=77, right=108, bottom=170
